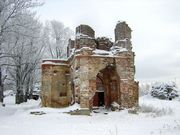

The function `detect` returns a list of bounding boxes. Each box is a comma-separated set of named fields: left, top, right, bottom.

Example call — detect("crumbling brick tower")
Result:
left=41, top=21, right=139, bottom=110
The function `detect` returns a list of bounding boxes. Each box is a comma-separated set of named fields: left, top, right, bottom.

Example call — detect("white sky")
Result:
left=36, top=0, right=180, bottom=83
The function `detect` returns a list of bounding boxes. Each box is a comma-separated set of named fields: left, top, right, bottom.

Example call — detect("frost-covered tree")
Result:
left=6, top=12, right=44, bottom=104
left=43, top=20, right=74, bottom=59
left=151, top=82, right=179, bottom=100
left=0, top=0, right=42, bottom=53
left=0, top=0, right=43, bottom=104
left=139, top=83, right=151, bottom=96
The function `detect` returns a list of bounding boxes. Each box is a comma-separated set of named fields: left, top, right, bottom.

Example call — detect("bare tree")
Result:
left=43, top=20, right=74, bottom=59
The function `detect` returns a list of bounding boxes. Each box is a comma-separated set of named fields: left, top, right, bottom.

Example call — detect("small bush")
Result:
left=150, top=82, right=179, bottom=100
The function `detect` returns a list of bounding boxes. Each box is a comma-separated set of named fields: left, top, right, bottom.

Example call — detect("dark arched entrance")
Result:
left=93, top=65, right=120, bottom=108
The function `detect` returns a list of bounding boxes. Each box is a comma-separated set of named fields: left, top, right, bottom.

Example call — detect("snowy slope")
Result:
left=0, top=94, right=180, bottom=135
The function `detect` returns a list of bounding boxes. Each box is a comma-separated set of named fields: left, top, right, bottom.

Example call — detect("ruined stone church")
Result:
left=41, top=21, right=139, bottom=110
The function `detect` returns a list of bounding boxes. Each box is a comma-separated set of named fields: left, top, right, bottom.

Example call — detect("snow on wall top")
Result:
left=43, top=58, right=68, bottom=61
left=93, top=49, right=112, bottom=55
left=115, top=39, right=128, bottom=43
left=116, top=20, right=125, bottom=25
left=75, top=33, right=94, bottom=39
left=42, top=59, right=68, bottom=66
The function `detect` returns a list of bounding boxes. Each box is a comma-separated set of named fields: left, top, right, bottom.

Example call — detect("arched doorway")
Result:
left=93, top=73, right=105, bottom=107
left=93, top=65, right=120, bottom=108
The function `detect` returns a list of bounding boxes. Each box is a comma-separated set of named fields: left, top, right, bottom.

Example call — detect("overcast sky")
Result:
left=36, top=0, right=180, bottom=83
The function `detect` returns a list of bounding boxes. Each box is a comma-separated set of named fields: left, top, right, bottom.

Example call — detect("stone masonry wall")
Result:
left=41, top=65, right=52, bottom=107
left=41, top=63, right=71, bottom=108
left=73, top=53, right=138, bottom=109
left=115, top=21, right=132, bottom=41
left=76, top=25, right=95, bottom=38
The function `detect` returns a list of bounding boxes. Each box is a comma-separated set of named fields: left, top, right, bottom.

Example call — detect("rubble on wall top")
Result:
left=96, top=37, right=111, bottom=40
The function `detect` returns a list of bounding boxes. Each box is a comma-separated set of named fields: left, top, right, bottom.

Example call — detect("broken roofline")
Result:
left=42, top=50, right=134, bottom=67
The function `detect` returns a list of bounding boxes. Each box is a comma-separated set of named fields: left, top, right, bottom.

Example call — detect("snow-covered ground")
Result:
left=0, top=93, right=180, bottom=135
